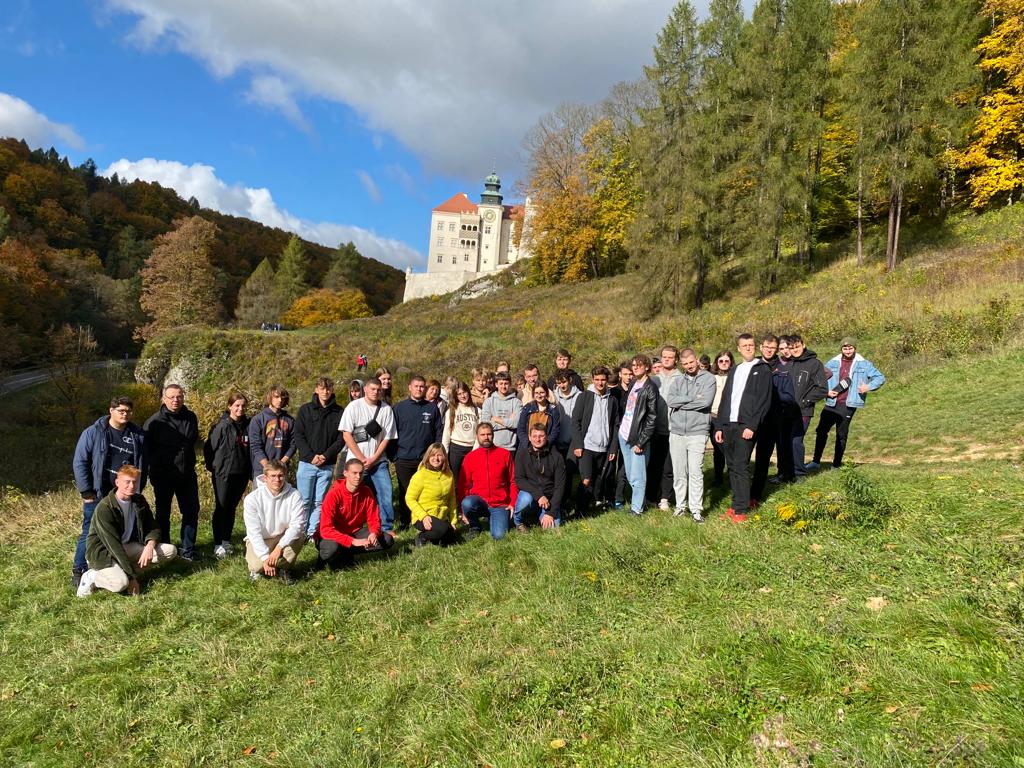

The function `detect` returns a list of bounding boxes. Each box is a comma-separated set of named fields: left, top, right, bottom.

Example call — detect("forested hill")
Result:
left=0, top=138, right=405, bottom=361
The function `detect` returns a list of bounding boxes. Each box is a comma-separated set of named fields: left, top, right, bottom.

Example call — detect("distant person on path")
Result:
left=617, top=354, right=658, bottom=516
left=714, top=335, right=772, bottom=522
left=392, top=374, right=444, bottom=530
left=442, top=381, right=479, bottom=483
left=338, top=377, right=397, bottom=533
left=481, top=371, right=522, bottom=453
left=144, top=384, right=201, bottom=561
left=570, top=365, right=619, bottom=516
left=517, top=381, right=561, bottom=448
left=406, top=443, right=460, bottom=547
left=356, top=353, right=368, bottom=373
left=76, top=465, right=177, bottom=597
left=649, top=345, right=682, bottom=510
left=709, top=351, right=734, bottom=487
left=664, top=349, right=716, bottom=523
left=72, top=395, right=146, bottom=589
left=513, top=424, right=566, bottom=532
left=242, top=460, right=305, bottom=584
left=203, top=390, right=251, bottom=559
left=809, top=338, right=886, bottom=470
left=787, top=335, right=830, bottom=480
left=458, top=422, right=518, bottom=540
left=294, top=377, right=345, bottom=541
left=546, top=349, right=584, bottom=392
left=317, top=458, right=393, bottom=570
left=248, top=385, right=295, bottom=478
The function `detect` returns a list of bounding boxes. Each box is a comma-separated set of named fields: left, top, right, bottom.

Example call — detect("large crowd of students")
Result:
left=71, top=337, right=885, bottom=597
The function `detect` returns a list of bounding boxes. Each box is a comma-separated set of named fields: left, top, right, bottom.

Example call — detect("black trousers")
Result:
left=152, top=471, right=201, bottom=555
left=711, top=439, right=726, bottom=484
left=611, top=452, right=627, bottom=503
left=775, top=411, right=800, bottom=482
left=645, top=433, right=674, bottom=504
left=414, top=516, right=459, bottom=546
left=447, top=443, right=473, bottom=488
left=750, top=413, right=779, bottom=503
left=211, top=473, right=249, bottom=543
left=722, top=423, right=756, bottom=514
left=814, top=406, right=856, bottom=467
left=576, top=449, right=609, bottom=514
left=318, top=525, right=394, bottom=569
left=393, top=458, right=421, bottom=529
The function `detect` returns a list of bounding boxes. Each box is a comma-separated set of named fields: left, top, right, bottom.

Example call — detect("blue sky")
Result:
left=1, top=0, right=726, bottom=270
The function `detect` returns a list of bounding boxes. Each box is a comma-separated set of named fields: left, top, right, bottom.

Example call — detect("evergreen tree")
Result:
left=235, top=257, right=283, bottom=328
left=322, top=241, right=362, bottom=291
left=106, top=225, right=151, bottom=279
left=275, top=234, right=309, bottom=307
left=0, top=204, right=9, bottom=242
left=138, top=216, right=220, bottom=340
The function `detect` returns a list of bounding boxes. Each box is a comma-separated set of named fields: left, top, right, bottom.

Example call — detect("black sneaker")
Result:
left=277, top=570, right=297, bottom=585
left=414, top=533, right=427, bottom=548
left=178, top=551, right=199, bottom=563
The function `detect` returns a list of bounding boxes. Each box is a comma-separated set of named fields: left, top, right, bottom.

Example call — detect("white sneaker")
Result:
left=672, top=508, right=687, bottom=517
left=658, top=499, right=670, bottom=511
left=221, top=540, right=234, bottom=555
left=692, top=511, right=705, bottom=524
left=213, top=544, right=228, bottom=560
left=76, top=569, right=97, bottom=598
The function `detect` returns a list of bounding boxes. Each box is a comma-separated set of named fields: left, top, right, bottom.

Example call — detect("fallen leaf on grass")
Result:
left=971, top=683, right=993, bottom=692
left=550, top=739, right=567, bottom=749
left=476, top=609, right=489, bottom=617
left=865, top=596, right=888, bottom=611
left=305, top=678, right=316, bottom=686
left=0, top=690, right=15, bottom=701
left=238, top=602, right=249, bottom=612
left=242, top=746, right=257, bottom=755
left=325, top=633, right=336, bottom=642
left=810, top=543, right=822, bottom=553
left=268, top=751, right=278, bottom=760
left=583, top=572, right=598, bottom=583
left=884, top=705, right=899, bottom=714
left=758, top=586, right=773, bottom=594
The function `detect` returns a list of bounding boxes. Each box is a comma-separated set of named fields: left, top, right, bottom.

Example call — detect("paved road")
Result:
left=0, top=360, right=136, bottom=397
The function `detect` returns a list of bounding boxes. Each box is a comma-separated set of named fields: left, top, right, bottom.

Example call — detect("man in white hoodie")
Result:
left=242, top=460, right=305, bottom=584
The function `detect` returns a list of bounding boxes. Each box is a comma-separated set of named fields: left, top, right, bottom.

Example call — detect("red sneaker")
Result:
left=720, top=508, right=736, bottom=522
left=731, top=512, right=748, bottom=523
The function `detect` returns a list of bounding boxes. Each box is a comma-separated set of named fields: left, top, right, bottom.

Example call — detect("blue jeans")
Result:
left=296, top=460, right=334, bottom=537
left=364, top=460, right=395, bottom=533
left=618, top=435, right=650, bottom=513
left=513, top=491, right=561, bottom=528
left=791, top=415, right=811, bottom=478
left=461, top=496, right=511, bottom=539
left=73, top=499, right=99, bottom=572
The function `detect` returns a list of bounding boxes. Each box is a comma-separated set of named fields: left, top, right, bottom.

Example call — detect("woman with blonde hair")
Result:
left=405, top=443, right=459, bottom=547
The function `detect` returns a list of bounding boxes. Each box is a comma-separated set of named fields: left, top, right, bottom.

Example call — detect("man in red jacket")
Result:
left=457, top=422, right=518, bottom=540
left=317, top=458, right=394, bottom=569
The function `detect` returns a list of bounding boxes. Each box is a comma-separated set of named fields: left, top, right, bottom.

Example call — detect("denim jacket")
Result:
left=824, top=354, right=885, bottom=409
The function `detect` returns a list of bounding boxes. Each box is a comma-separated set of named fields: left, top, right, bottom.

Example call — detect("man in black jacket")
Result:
left=294, top=377, right=345, bottom=541
left=513, top=424, right=566, bottom=531
left=144, top=383, right=201, bottom=560
left=570, top=365, right=619, bottom=515
left=787, top=335, right=829, bottom=479
left=714, top=335, right=773, bottom=522
left=391, top=375, right=444, bottom=530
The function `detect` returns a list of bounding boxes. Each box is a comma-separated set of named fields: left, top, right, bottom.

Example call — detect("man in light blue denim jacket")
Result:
left=808, top=337, right=885, bottom=469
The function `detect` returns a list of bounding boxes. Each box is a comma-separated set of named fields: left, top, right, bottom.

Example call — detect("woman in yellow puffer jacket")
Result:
left=406, top=443, right=460, bottom=547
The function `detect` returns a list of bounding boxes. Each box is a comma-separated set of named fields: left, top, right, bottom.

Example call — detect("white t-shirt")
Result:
left=339, top=398, right=397, bottom=458
left=729, top=360, right=756, bottom=422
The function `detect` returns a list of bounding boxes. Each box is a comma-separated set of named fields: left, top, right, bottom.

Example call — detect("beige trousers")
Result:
left=94, top=542, right=178, bottom=593
left=245, top=534, right=304, bottom=574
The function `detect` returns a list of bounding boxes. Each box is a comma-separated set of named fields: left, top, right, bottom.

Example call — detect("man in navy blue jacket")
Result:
left=391, top=375, right=443, bottom=530
left=72, top=395, right=146, bottom=589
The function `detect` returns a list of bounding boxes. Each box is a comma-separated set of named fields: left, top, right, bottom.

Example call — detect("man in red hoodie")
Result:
left=316, top=458, right=394, bottom=570
left=457, top=422, right=518, bottom=540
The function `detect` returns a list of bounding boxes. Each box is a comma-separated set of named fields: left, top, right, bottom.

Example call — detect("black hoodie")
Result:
left=204, top=412, right=251, bottom=478
left=790, top=349, right=829, bottom=417
left=514, top=442, right=567, bottom=511
left=294, top=393, right=345, bottom=464
left=144, top=404, right=199, bottom=477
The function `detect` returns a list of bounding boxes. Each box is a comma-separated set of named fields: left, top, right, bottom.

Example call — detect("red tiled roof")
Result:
left=433, top=193, right=478, bottom=214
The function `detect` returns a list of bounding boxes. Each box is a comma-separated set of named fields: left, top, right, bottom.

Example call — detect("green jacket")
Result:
left=85, top=491, right=161, bottom=579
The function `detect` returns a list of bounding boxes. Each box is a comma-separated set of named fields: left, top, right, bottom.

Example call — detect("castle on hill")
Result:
left=402, top=171, right=531, bottom=302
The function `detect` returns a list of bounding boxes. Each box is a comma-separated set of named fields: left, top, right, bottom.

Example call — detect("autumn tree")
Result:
left=281, top=288, right=373, bottom=328
left=275, top=234, right=310, bottom=307
left=44, top=323, right=98, bottom=432
left=138, top=216, right=220, bottom=339
left=235, top=257, right=283, bottom=327
left=0, top=204, right=10, bottom=241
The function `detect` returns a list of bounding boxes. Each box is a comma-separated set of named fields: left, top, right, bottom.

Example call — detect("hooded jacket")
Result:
left=319, top=479, right=382, bottom=547
left=294, top=393, right=344, bottom=464
left=242, top=476, right=305, bottom=561
left=85, top=490, right=160, bottom=579
left=552, top=385, right=582, bottom=451
left=663, top=369, right=717, bottom=436
left=514, top=442, right=567, bottom=511
left=517, top=401, right=561, bottom=448
left=790, top=348, right=830, bottom=417
left=143, top=404, right=199, bottom=478
left=546, top=368, right=584, bottom=392
left=204, top=412, right=251, bottom=479
left=570, top=387, right=620, bottom=454
left=73, top=416, right=146, bottom=499
left=248, top=406, right=296, bottom=477
left=480, top=391, right=522, bottom=451
left=456, top=445, right=518, bottom=507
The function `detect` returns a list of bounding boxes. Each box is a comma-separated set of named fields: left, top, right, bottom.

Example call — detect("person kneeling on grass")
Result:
left=406, top=443, right=460, bottom=548
left=317, top=458, right=394, bottom=570
left=242, top=460, right=305, bottom=584
left=77, top=464, right=176, bottom=598
left=513, top=423, right=566, bottom=532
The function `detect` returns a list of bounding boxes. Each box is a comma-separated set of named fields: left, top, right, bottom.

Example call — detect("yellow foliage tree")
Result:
left=954, top=0, right=1024, bottom=208
left=281, top=288, right=373, bottom=328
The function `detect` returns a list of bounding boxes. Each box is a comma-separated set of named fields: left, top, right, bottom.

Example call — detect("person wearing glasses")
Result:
left=709, top=351, right=734, bottom=487
left=72, top=395, right=147, bottom=590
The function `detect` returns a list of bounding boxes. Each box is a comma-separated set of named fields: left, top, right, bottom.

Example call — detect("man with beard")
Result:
left=457, top=422, right=518, bottom=540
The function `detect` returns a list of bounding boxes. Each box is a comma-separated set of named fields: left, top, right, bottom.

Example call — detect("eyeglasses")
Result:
left=112, top=408, right=133, bottom=415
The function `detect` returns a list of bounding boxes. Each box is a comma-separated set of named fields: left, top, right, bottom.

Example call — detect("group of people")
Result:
left=71, top=338, right=884, bottom=596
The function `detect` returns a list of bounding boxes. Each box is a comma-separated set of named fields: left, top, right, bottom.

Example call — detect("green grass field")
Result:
left=1, top=349, right=1022, bottom=767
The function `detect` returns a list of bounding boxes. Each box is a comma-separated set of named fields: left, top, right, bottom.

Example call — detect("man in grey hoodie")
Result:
left=664, top=349, right=717, bottom=522
left=481, top=372, right=522, bottom=452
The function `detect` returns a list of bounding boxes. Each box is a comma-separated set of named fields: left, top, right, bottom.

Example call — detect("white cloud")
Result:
left=0, top=92, right=84, bottom=150
left=101, top=157, right=424, bottom=270
left=355, top=169, right=382, bottom=203
left=245, top=74, right=312, bottom=134
left=103, top=0, right=695, bottom=179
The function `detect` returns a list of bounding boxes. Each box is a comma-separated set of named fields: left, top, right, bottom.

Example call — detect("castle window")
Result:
left=436, top=254, right=442, bottom=263
left=450, top=238, right=457, bottom=247
left=452, top=257, right=457, bottom=264
left=448, top=222, right=455, bottom=232
left=464, top=254, right=469, bottom=262
left=436, top=236, right=444, bottom=246
left=485, top=225, right=492, bottom=234
left=436, top=222, right=443, bottom=231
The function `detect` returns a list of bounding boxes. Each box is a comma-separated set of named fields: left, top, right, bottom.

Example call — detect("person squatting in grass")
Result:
left=405, top=443, right=460, bottom=547
left=513, top=423, right=567, bottom=532
left=72, top=395, right=146, bottom=589
left=317, top=457, right=394, bottom=570
left=242, top=460, right=305, bottom=584
left=457, top=422, right=518, bottom=540
left=77, top=464, right=177, bottom=598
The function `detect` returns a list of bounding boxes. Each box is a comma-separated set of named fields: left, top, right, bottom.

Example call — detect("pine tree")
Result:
left=138, top=216, right=220, bottom=340
left=322, top=241, right=362, bottom=291
left=275, top=234, right=309, bottom=307
left=235, top=257, right=283, bottom=328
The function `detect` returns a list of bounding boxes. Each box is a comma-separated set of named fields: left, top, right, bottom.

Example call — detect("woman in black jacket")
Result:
left=203, top=390, right=251, bottom=558
left=616, top=354, right=658, bottom=515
